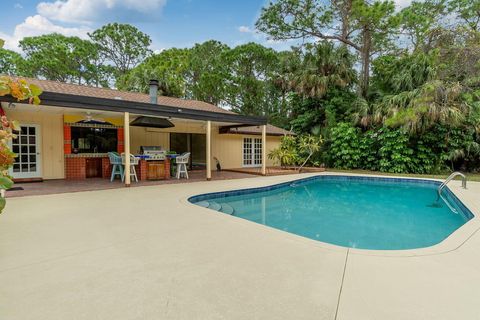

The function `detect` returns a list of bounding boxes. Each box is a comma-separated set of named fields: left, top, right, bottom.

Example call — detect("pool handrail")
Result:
left=437, top=172, right=467, bottom=201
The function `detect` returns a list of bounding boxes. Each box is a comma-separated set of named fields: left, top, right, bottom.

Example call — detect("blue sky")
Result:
left=0, top=0, right=279, bottom=52
left=1, top=0, right=411, bottom=53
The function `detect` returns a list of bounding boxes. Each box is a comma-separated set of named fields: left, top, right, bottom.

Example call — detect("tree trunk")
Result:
left=339, top=0, right=352, bottom=41
left=299, top=151, right=313, bottom=172
left=359, top=26, right=372, bottom=98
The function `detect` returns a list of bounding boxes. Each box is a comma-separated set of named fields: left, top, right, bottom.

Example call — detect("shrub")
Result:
left=328, top=123, right=362, bottom=169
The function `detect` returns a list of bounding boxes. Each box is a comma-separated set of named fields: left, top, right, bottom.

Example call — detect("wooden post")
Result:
left=206, top=120, right=212, bottom=181
left=261, top=124, right=267, bottom=176
left=124, top=112, right=131, bottom=186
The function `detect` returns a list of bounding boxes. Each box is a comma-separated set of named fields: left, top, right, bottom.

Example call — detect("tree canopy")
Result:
left=89, top=23, right=152, bottom=83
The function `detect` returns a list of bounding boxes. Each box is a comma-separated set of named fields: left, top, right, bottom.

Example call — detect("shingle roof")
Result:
left=10, top=76, right=233, bottom=114
left=8, top=76, right=290, bottom=136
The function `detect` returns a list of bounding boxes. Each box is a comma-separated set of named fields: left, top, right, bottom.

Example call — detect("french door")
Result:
left=9, top=124, right=42, bottom=179
left=243, top=137, right=262, bottom=167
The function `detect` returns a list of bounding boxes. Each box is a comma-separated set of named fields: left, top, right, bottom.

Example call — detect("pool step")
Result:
left=208, top=201, right=221, bottom=211
left=220, top=203, right=235, bottom=215
left=196, top=201, right=210, bottom=208
left=197, top=200, right=234, bottom=215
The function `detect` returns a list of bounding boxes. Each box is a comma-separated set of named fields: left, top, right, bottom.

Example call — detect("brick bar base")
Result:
left=65, top=157, right=86, bottom=180
left=137, top=160, right=148, bottom=181
left=164, top=158, right=171, bottom=179
left=66, top=157, right=168, bottom=181
left=102, top=157, right=112, bottom=179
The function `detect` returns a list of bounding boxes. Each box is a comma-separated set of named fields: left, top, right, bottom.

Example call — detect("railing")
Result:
left=436, top=172, right=467, bottom=214
left=437, top=172, right=467, bottom=198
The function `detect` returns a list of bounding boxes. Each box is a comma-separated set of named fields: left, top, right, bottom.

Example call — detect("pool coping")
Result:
left=180, top=172, right=480, bottom=257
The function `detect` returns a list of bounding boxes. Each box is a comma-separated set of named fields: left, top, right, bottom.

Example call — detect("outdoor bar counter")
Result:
left=65, top=153, right=171, bottom=181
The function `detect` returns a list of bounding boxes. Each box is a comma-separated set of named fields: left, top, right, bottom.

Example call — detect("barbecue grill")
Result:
left=140, top=146, right=166, bottom=160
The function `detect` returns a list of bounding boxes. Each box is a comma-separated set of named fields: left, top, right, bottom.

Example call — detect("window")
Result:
left=71, top=127, right=118, bottom=153
left=243, top=137, right=262, bottom=167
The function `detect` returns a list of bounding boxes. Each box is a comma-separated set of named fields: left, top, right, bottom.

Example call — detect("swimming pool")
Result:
left=189, top=176, right=474, bottom=250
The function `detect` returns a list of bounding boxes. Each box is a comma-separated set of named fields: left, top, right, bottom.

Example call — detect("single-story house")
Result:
left=0, top=77, right=289, bottom=185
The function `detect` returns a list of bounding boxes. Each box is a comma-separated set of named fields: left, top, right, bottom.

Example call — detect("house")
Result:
left=0, top=77, right=288, bottom=185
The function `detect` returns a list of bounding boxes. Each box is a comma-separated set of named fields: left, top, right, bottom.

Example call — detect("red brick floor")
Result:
left=7, top=170, right=256, bottom=198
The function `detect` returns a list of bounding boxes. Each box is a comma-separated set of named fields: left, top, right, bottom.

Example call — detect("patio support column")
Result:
left=261, top=124, right=267, bottom=176
left=206, top=120, right=212, bottom=181
left=124, top=112, right=131, bottom=186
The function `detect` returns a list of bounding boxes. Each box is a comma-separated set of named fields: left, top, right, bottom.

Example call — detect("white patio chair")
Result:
left=176, top=152, right=190, bottom=179
left=121, top=153, right=139, bottom=183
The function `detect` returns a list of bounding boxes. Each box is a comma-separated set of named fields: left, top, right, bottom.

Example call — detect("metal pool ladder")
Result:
left=437, top=172, right=467, bottom=198
left=436, top=172, right=467, bottom=214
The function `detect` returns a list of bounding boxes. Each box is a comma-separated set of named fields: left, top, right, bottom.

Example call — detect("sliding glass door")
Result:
left=170, top=133, right=206, bottom=169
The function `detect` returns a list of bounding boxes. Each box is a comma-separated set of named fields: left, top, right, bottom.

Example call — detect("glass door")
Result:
left=243, top=137, right=262, bottom=167
left=10, top=124, right=42, bottom=179
left=170, top=133, right=206, bottom=170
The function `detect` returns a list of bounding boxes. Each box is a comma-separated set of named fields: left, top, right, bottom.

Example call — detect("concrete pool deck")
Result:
left=1, top=172, right=479, bottom=319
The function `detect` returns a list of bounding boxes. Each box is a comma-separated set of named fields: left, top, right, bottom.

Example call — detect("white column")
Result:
left=124, top=112, right=131, bottom=186
left=206, top=120, right=212, bottom=180
left=261, top=124, right=267, bottom=176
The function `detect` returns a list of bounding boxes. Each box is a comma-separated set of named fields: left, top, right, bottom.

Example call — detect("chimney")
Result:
left=149, top=79, right=159, bottom=104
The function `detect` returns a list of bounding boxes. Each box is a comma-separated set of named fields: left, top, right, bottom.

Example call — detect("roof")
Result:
left=5, top=76, right=290, bottom=135
left=10, top=76, right=234, bottom=115
left=223, top=124, right=290, bottom=136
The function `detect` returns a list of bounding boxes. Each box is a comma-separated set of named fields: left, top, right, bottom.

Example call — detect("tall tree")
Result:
left=0, top=48, right=25, bottom=76
left=398, top=0, right=446, bottom=51
left=119, top=48, right=190, bottom=97
left=223, top=42, right=280, bottom=116
left=89, top=23, right=152, bottom=83
left=449, top=0, right=480, bottom=31
left=186, top=40, right=229, bottom=105
left=256, top=0, right=399, bottom=97
left=282, top=42, right=358, bottom=133
left=19, top=34, right=104, bottom=85
left=279, top=42, right=356, bottom=98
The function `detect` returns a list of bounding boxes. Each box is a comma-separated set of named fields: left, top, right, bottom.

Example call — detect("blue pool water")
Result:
left=189, top=176, right=474, bottom=250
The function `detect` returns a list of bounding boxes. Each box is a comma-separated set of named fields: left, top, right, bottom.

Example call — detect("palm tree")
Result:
left=354, top=80, right=474, bottom=134
left=278, top=42, right=356, bottom=99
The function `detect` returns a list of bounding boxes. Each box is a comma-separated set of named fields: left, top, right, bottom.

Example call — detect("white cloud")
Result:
left=0, top=15, right=91, bottom=52
left=1, top=0, right=167, bottom=52
left=14, top=3, right=23, bottom=9
left=238, top=26, right=253, bottom=33
left=37, top=0, right=167, bottom=24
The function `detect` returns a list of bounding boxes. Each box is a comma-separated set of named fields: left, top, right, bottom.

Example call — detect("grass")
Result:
left=325, top=168, right=480, bottom=182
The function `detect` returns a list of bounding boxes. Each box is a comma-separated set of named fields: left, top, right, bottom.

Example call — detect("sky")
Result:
left=0, top=0, right=413, bottom=53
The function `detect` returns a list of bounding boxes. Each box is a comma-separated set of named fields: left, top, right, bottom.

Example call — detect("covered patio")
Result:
left=1, top=78, right=288, bottom=191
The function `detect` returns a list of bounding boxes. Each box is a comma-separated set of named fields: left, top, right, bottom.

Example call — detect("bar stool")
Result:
left=108, top=152, right=124, bottom=181
left=121, top=153, right=139, bottom=182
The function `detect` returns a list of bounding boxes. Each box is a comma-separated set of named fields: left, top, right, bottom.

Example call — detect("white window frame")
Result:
left=242, top=137, right=262, bottom=167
